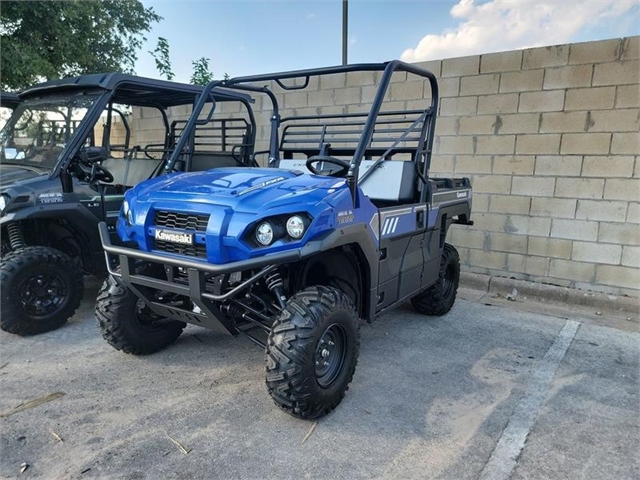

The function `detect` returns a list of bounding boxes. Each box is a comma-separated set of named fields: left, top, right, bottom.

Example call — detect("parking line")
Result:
left=478, top=320, right=581, bottom=480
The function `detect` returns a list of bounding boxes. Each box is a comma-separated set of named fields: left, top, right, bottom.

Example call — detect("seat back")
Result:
left=279, top=158, right=416, bottom=204
left=124, top=158, right=163, bottom=185
left=100, top=158, right=129, bottom=185
left=100, top=157, right=162, bottom=187
left=359, top=160, right=416, bottom=203
left=190, top=153, right=238, bottom=172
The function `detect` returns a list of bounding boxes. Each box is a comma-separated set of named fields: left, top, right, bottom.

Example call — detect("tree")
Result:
left=148, top=38, right=223, bottom=85
left=1, top=0, right=161, bottom=90
left=149, top=37, right=174, bottom=81
left=190, top=57, right=214, bottom=86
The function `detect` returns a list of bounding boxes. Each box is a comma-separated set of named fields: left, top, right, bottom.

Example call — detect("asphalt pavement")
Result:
left=0, top=278, right=637, bottom=479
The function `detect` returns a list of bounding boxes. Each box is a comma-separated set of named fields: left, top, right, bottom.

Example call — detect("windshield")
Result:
left=0, top=92, right=102, bottom=170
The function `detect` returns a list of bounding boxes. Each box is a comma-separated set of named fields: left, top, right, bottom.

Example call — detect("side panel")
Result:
left=421, top=227, right=441, bottom=289
left=421, top=198, right=473, bottom=289
left=376, top=204, right=426, bottom=311
left=398, top=234, right=424, bottom=299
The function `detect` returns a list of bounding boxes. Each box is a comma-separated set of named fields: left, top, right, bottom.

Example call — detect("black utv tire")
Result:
left=95, top=274, right=186, bottom=355
left=265, top=285, right=360, bottom=420
left=0, top=246, right=84, bottom=335
left=411, top=243, right=460, bottom=316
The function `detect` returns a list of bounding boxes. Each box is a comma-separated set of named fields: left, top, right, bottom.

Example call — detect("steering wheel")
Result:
left=306, top=155, right=350, bottom=177
left=77, top=155, right=114, bottom=183
left=91, top=164, right=114, bottom=183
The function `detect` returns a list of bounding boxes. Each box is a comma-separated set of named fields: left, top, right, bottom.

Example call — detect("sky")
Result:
left=135, top=0, right=640, bottom=82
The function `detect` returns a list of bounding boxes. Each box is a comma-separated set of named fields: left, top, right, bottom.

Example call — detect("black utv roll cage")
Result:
left=1, top=92, right=22, bottom=110
left=8, top=73, right=256, bottom=179
left=163, top=60, right=439, bottom=205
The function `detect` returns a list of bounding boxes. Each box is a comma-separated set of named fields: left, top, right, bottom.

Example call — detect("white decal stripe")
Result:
left=391, top=217, right=399, bottom=234
left=382, top=218, right=389, bottom=235
left=384, top=217, right=394, bottom=235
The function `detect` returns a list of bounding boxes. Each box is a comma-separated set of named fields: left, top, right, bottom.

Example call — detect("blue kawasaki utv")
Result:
left=95, top=61, right=473, bottom=419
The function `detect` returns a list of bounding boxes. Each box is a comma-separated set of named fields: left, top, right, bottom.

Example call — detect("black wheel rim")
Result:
left=442, top=262, right=455, bottom=298
left=315, top=323, right=347, bottom=388
left=19, top=273, right=67, bottom=317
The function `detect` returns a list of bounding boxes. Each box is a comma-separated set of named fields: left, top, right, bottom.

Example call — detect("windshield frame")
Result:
left=0, top=88, right=111, bottom=175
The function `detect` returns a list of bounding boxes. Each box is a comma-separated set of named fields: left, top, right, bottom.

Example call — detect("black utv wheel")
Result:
left=411, top=243, right=460, bottom=316
left=265, top=285, right=360, bottom=420
left=0, top=246, right=84, bottom=335
left=95, top=274, right=186, bottom=355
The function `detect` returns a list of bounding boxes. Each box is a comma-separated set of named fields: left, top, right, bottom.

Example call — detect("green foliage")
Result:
left=149, top=37, right=174, bottom=81
left=190, top=57, right=214, bottom=86
left=223, top=73, right=230, bottom=81
left=1, top=0, right=161, bottom=90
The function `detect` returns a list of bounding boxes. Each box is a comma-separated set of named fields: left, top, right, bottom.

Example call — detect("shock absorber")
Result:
left=6, top=223, right=26, bottom=250
left=264, top=269, right=287, bottom=309
left=223, top=303, right=245, bottom=319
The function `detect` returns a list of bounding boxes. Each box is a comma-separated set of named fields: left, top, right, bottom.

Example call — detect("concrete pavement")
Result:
left=0, top=279, right=637, bottom=479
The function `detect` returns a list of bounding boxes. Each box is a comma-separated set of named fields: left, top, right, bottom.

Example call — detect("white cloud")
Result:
left=401, top=0, right=638, bottom=62
left=306, top=13, right=317, bottom=20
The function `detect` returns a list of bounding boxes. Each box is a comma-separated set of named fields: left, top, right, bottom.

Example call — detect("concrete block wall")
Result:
left=135, top=36, right=640, bottom=297
left=421, top=37, right=640, bottom=297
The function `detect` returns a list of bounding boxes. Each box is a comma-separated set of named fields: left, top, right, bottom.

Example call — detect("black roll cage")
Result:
left=163, top=60, right=439, bottom=205
left=16, top=74, right=256, bottom=179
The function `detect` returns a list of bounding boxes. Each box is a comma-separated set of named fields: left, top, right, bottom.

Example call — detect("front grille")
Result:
left=153, top=239, right=207, bottom=258
left=154, top=210, right=210, bottom=232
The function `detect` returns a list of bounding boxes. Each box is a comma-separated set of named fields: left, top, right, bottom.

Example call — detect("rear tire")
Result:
left=95, top=274, right=185, bottom=355
left=265, top=286, right=360, bottom=420
left=411, top=243, right=460, bottom=316
left=0, top=246, right=83, bottom=335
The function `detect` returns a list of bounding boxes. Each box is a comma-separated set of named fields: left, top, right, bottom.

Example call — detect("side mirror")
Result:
left=79, top=146, right=108, bottom=165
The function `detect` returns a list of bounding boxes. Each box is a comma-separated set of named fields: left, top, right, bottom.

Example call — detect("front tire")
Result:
left=411, top=243, right=460, bottom=316
left=265, top=286, right=360, bottom=420
left=95, top=274, right=186, bottom=355
left=0, top=246, right=83, bottom=335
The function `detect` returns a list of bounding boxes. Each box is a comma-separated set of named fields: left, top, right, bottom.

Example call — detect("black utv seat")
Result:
left=190, top=153, right=239, bottom=171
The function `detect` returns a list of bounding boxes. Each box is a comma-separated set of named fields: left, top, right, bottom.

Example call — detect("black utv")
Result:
left=0, top=74, right=256, bottom=335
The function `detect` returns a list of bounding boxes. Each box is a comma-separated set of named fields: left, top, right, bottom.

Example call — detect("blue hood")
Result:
left=132, top=167, right=347, bottom=213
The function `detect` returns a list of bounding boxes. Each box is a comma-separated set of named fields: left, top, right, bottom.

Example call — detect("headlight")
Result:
left=122, top=200, right=130, bottom=222
left=255, top=222, right=274, bottom=246
left=246, top=213, right=311, bottom=248
left=122, top=200, right=133, bottom=225
left=0, top=195, right=6, bottom=212
left=286, top=215, right=305, bottom=239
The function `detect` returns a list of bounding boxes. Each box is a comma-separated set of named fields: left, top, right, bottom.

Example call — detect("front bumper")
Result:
left=99, top=221, right=302, bottom=334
